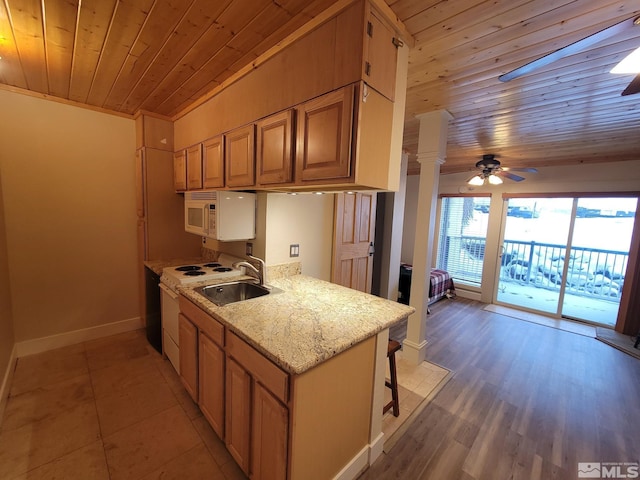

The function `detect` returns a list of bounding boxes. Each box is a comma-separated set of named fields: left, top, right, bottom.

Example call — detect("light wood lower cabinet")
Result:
left=178, top=313, right=198, bottom=401
left=199, top=333, right=225, bottom=438
left=178, top=296, right=376, bottom=480
left=252, top=382, right=289, bottom=480
left=225, top=357, right=252, bottom=474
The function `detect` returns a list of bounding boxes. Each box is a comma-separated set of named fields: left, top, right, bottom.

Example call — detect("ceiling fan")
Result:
left=499, top=15, right=640, bottom=96
left=467, top=154, right=538, bottom=186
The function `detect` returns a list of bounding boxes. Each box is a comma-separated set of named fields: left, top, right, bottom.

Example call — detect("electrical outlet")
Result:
left=246, top=242, right=253, bottom=256
left=290, top=244, right=299, bottom=257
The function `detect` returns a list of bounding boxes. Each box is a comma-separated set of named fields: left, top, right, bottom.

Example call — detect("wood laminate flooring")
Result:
left=363, top=297, right=640, bottom=480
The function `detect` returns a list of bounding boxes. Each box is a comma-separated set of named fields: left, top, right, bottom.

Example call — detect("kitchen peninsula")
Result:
left=176, top=274, right=415, bottom=480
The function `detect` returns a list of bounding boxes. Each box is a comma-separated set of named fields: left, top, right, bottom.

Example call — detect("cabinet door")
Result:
left=203, top=135, right=224, bottom=189
left=256, top=110, right=294, bottom=185
left=178, top=314, right=198, bottom=402
left=296, top=86, right=354, bottom=182
left=186, top=144, right=203, bottom=190
left=225, top=124, right=255, bottom=188
left=199, top=333, right=225, bottom=438
left=363, top=10, right=397, bottom=101
left=252, top=383, right=289, bottom=480
left=173, top=150, right=187, bottom=192
left=135, top=149, right=145, bottom=217
left=226, top=357, right=252, bottom=474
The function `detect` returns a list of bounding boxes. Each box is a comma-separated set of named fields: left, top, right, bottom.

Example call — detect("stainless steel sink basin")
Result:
left=195, top=281, right=272, bottom=306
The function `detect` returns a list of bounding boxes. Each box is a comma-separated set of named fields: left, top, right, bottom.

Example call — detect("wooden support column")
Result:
left=403, top=110, right=452, bottom=365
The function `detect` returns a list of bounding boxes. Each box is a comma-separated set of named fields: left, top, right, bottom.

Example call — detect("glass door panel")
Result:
left=561, top=197, right=638, bottom=326
left=496, top=198, right=573, bottom=314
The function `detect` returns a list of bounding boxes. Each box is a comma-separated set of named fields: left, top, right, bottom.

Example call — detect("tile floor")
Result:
left=381, top=349, right=450, bottom=443
left=0, top=329, right=248, bottom=480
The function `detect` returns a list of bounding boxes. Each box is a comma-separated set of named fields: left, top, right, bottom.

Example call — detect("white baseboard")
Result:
left=0, top=343, right=17, bottom=427
left=369, top=431, right=385, bottom=464
left=16, top=316, right=143, bottom=358
left=454, top=288, right=482, bottom=302
left=333, top=445, right=369, bottom=480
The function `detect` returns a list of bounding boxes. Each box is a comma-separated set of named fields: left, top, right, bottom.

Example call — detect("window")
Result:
left=436, top=196, right=489, bottom=286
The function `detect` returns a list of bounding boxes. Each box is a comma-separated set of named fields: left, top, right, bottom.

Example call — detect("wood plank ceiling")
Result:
left=0, top=0, right=639, bottom=176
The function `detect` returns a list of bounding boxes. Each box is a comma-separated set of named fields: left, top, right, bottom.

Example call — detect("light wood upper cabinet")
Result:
left=186, top=144, right=203, bottom=190
left=256, top=110, right=294, bottom=186
left=203, top=135, right=225, bottom=189
left=363, top=8, right=398, bottom=101
left=199, top=333, right=225, bottom=439
left=173, top=150, right=187, bottom=192
left=225, top=124, right=255, bottom=188
left=296, top=86, right=355, bottom=183
left=135, top=149, right=144, bottom=217
left=178, top=313, right=198, bottom=402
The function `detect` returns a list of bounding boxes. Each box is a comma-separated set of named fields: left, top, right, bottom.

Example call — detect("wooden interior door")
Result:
left=332, top=192, right=377, bottom=293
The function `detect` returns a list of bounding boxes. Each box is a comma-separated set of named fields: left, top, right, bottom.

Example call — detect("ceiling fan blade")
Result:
left=621, top=73, right=640, bottom=96
left=499, top=16, right=637, bottom=82
left=503, top=167, right=538, bottom=173
left=499, top=171, right=526, bottom=182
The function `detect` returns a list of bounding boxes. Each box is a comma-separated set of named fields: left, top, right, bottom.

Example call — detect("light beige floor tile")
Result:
left=0, top=401, right=101, bottom=479
left=10, top=344, right=88, bottom=396
left=155, top=356, right=202, bottom=420
left=138, top=444, right=224, bottom=480
left=10, top=440, right=109, bottom=480
left=103, top=405, right=201, bottom=480
left=90, top=354, right=165, bottom=399
left=84, top=329, right=153, bottom=372
left=95, top=379, right=178, bottom=436
left=2, top=374, right=94, bottom=432
left=192, top=415, right=240, bottom=470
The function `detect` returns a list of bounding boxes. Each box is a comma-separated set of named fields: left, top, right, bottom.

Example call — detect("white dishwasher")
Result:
left=159, top=283, right=181, bottom=374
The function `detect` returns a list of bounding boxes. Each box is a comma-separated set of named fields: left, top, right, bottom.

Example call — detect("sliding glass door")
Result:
left=496, top=196, right=637, bottom=326
left=496, top=198, right=573, bottom=315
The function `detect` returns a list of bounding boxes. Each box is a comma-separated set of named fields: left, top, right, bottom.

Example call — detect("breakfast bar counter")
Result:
left=175, top=274, right=415, bottom=480
left=177, top=274, right=414, bottom=375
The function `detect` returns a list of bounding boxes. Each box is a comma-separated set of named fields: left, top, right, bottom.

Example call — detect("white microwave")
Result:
left=184, top=190, right=256, bottom=241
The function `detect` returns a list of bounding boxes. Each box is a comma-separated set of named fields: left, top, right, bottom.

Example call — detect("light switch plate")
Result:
left=290, top=244, right=299, bottom=257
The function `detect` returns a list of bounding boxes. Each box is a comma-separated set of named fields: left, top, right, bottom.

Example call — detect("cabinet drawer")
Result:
left=227, top=331, right=289, bottom=404
left=179, top=296, right=224, bottom=346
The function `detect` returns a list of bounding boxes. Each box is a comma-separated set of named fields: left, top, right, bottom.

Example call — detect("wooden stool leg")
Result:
left=389, top=352, right=400, bottom=417
left=384, top=340, right=401, bottom=417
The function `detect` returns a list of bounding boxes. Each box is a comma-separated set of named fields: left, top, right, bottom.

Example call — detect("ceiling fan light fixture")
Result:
left=468, top=175, right=485, bottom=186
left=611, top=46, right=640, bottom=74
left=488, top=175, right=503, bottom=185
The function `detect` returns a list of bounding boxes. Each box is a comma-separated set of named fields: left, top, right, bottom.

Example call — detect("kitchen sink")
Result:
left=195, top=281, right=274, bottom=306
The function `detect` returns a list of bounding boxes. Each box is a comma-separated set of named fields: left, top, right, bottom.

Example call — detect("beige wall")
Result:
left=0, top=168, right=15, bottom=381
left=264, top=193, right=334, bottom=281
left=402, top=159, right=640, bottom=299
left=0, top=90, right=138, bottom=342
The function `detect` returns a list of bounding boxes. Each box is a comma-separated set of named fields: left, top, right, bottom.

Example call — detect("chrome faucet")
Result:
left=233, top=255, right=266, bottom=287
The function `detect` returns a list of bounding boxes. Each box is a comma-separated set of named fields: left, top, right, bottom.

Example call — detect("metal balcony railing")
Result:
left=439, top=236, right=628, bottom=302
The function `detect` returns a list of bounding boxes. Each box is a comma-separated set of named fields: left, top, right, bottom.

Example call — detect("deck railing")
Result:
left=440, top=236, right=628, bottom=302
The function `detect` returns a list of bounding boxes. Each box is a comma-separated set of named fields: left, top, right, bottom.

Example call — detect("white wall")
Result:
left=401, top=175, right=420, bottom=264
left=264, top=193, right=335, bottom=281
left=0, top=90, right=138, bottom=342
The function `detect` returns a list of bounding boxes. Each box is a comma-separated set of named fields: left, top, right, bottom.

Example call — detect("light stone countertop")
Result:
left=177, top=275, right=415, bottom=375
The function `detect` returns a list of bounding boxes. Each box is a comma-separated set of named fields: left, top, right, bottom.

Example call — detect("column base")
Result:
left=402, top=338, right=428, bottom=365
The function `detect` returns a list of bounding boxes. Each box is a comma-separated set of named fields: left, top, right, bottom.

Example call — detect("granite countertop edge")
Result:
left=176, top=275, right=415, bottom=375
